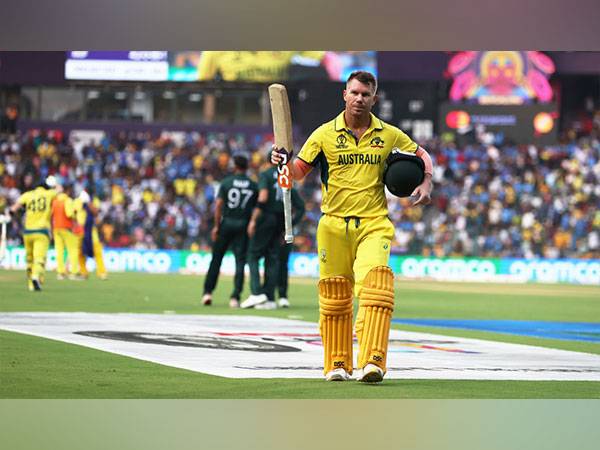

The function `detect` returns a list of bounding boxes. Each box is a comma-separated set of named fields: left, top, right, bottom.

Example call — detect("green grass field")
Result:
left=1, top=269, right=599, bottom=398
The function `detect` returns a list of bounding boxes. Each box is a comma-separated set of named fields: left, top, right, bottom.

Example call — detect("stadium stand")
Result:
left=1, top=121, right=599, bottom=259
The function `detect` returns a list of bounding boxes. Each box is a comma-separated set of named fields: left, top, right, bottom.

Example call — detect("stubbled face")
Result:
left=343, top=79, right=377, bottom=117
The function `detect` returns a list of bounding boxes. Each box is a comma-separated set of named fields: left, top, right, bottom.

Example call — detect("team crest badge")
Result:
left=370, top=137, right=384, bottom=148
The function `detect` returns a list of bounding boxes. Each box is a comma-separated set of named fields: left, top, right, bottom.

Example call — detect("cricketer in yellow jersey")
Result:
left=9, top=176, right=58, bottom=291
left=51, top=184, right=80, bottom=279
left=271, top=71, right=433, bottom=383
left=73, top=191, right=107, bottom=280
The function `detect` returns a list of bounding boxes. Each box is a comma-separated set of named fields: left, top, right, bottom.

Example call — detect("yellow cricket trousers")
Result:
left=23, top=232, right=50, bottom=282
left=54, top=228, right=80, bottom=275
left=316, top=214, right=394, bottom=295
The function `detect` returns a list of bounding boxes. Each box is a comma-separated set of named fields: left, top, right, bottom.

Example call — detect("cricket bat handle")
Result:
left=282, top=188, right=293, bottom=243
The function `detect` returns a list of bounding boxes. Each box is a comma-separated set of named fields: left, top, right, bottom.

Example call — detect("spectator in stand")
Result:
left=0, top=127, right=598, bottom=260
left=0, top=105, right=18, bottom=135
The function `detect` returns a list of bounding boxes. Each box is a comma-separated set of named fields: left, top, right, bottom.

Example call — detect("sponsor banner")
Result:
left=65, top=51, right=170, bottom=81
left=64, top=51, right=377, bottom=82
left=500, top=258, right=600, bottom=285
left=1, top=313, right=599, bottom=380
left=393, top=256, right=501, bottom=282
left=439, top=102, right=559, bottom=145
left=1, top=247, right=180, bottom=274
left=65, top=59, right=169, bottom=81
left=393, top=256, right=600, bottom=285
left=178, top=250, right=265, bottom=275
left=2, top=247, right=599, bottom=285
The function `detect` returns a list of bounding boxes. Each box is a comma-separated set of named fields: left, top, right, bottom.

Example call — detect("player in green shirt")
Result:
left=240, top=165, right=304, bottom=310
left=202, top=154, right=258, bottom=308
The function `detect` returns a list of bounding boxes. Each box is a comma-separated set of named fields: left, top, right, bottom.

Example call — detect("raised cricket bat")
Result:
left=268, top=83, right=294, bottom=243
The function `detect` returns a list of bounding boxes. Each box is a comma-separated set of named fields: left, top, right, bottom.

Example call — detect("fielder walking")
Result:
left=271, top=71, right=433, bottom=382
left=9, top=175, right=58, bottom=291
left=241, top=165, right=304, bottom=310
left=202, top=154, right=258, bottom=308
left=51, top=183, right=80, bottom=280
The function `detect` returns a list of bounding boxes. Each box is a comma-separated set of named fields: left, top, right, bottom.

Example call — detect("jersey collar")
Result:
left=334, top=111, right=384, bottom=133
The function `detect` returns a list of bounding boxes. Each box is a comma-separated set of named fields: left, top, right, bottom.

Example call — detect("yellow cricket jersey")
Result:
left=297, top=112, right=418, bottom=218
left=197, top=51, right=325, bottom=82
left=72, top=197, right=101, bottom=234
left=71, top=198, right=87, bottom=235
left=17, top=187, right=57, bottom=233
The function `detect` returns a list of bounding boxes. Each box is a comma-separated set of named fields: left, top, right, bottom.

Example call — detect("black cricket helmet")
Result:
left=383, top=149, right=425, bottom=197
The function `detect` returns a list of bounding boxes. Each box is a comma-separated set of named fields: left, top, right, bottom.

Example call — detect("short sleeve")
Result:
left=392, top=129, right=418, bottom=153
left=297, top=127, right=324, bottom=165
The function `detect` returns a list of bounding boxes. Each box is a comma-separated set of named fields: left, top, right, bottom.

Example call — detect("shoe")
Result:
left=325, top=368, right=352, bottom=381
left=277, top=297, right=290, bottom=308
left=255, top=301, right=277, bottom=310
left=57, top=273, right=66, bottom=281
left=240, top=294, right=268, bottom=309
left=358, top=363, right=384, bottom=383
left=202, top=293, right=212, bottom=306
left=27, top=279, right=34, bottom=291
left=98, top=274, right=108, bottom=280
left=68, top=274, right=86, bottom=281
left=229, top=298, right=240, bottom=308
left=31, top=278, right=42, bottom=291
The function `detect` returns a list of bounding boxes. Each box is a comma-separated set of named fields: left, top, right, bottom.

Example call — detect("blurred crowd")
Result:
left=1, top=123, right=599, bottom=259
left=391, top=129, right=600, bottom=259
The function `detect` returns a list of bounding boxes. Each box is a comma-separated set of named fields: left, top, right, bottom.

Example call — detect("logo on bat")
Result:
left=277, top=163, right=291, bottom=189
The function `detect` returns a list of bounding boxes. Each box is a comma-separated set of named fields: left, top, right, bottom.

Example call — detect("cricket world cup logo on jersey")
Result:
left=336, top=134, right=348, bottom=149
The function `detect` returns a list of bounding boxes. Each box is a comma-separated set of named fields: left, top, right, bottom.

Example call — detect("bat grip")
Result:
left=282, top=188, right=293, bottom=244
left=276, top=147, right=292, bottom=166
